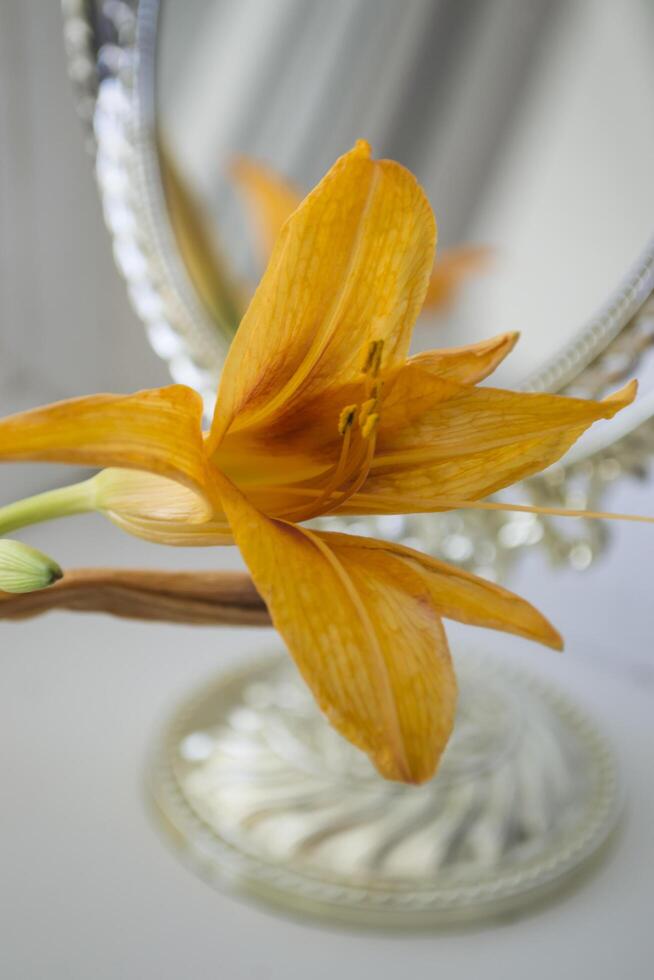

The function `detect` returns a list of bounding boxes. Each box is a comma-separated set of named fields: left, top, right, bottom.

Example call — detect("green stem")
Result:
left=0, top=480, right=97, bottom=535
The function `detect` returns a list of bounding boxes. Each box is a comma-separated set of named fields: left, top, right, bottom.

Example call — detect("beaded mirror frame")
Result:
left=62, top=0, right=654, bottom=580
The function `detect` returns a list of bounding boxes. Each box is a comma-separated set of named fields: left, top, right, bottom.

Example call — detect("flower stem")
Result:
left=0, top=480, right=97, bottom=535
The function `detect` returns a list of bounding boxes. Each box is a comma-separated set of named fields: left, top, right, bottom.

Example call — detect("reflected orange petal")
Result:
left=160, top=142, right=243, bottom=329
left=230, top=155, right=303, bottom=264
left=423, top=245, right=492, bottom=311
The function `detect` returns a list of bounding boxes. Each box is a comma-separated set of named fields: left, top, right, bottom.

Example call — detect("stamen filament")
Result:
left=280, top=420, right=357, bottom=522
left=427, top=498, right=654, bottom=524
left=280, top=400, right=382, bottom=523
left=340, top=492, right=654, bottom=524
left=318, top=435, right=378, bottom=518
left=275, top=484, right=654, bottom=526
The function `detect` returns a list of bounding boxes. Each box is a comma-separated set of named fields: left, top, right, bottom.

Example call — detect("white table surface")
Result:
left=1, top=479, right=653, bottom=979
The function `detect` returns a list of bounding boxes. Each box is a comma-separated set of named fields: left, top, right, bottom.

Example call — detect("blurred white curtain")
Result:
left=160, top=0, right=559, bottom=272
left=0, top=1, right=167, bottom=495
left=0, top=1, right=166, bottom=411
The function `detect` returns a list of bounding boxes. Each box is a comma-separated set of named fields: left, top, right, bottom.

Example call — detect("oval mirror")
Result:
left=64, top=0, right=654, bottom=571
left=154, top=0, right=654, bottom=384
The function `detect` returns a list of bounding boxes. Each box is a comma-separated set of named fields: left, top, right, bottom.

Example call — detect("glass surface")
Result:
left=148, top=648, right=622, bottom=928
left=157, top=0, right=654, bottom=385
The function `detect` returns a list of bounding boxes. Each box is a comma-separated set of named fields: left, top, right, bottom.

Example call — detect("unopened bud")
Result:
left=0, top=539, right=63, bottom=594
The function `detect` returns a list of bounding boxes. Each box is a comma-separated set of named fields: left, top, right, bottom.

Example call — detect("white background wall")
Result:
left=0, top=2, right=166, bottom=412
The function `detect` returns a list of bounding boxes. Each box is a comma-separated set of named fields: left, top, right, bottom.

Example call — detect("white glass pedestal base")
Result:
left=147, top=649, right=621, bottom=929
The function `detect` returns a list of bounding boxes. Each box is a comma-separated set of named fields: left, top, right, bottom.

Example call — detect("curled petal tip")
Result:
left=606, top=378, right=638, bottom=408
left=367, top=741, right=441, bottom=785
left=503, top=330, right=520, bottom=352
left=353, top=138, right=372, bottom=158
left=474, top=329, right=520, bottom=353
left=597, top=378, right=637, bottom=418
left=547, top=626, right=565, bottom=652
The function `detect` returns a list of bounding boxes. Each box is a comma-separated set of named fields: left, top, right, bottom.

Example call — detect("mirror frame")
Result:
left=61, top=0, right=654, bottom=575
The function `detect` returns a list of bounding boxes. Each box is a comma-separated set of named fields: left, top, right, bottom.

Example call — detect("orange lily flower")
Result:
left=231, top=153, right=491, bottom=313
left=0, top=141, right=637, bottom=783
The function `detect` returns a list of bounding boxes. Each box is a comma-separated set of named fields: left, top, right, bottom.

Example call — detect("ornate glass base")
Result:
left=147, top=649, right=621, bottom=929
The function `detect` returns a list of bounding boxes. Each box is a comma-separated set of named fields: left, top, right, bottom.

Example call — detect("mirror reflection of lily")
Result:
left=0, top=141, right=638, bottom=783
left=158, top=140, right=490, bottom=334
left=230, top=154, right=491, bottom=315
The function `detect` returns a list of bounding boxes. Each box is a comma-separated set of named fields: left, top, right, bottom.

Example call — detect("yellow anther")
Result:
left=361, top=412, right=379, bottom=439
left=361, top=343, right=375, bottom=374
left=361, top=339, right=384, bottom=376
left=371, top=340, right=384, bottom=377
left=338, top=404, right=358, bottom=435
left=358, top=398, right=377, bottom=429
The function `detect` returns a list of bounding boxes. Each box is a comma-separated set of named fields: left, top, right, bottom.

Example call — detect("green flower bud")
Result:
left=0, top=539, right=63, bottom=594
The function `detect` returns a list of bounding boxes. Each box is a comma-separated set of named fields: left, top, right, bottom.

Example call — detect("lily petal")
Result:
left=216, top=334, right=519, bottom=488
left=89, top=468, right=233, bottom=545
left=0, top=386, right=214, bottom=503
left=217, top=473, right=456, bottom=783
left=215, top=380, right=362, bottom=490
left=94, top=469, right=213, bottom=523
left=347, top=376, right=637, bottom=509
left=231, top=156, right=489, bottom=315
left=210, top=140, right=436, bottom=449
left=105, top=511, right=233, bottom=546
left=407, top=332, right=519, bottom=385
left=315, top=533, right=562, bottom=650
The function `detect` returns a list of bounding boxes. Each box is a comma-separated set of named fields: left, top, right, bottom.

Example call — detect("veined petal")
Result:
left=93, top=469, right=213, bottom=523
left=89, top=468, right=233, bottom=545
left=230, top=155, right=489, bottom=317
left=209, top=140, right=436, bottom=449
left=0, top=386, right=215, bottom=504
left=407, top=332, right=519, bottom=385
left=315, top=533, right=562, bottom=650
left=105, top=511, right=233, bottom=546
left=349, top=375, right=637, bottom=508
left=230, top=155, right=303, bottom=264
left=217, top=473, right=456, bottom=784
left=216, top=334, right=516, bottom=487
left=215, top=379, right=363, bottom=489
left=377, top=371, right=636, bottom=456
